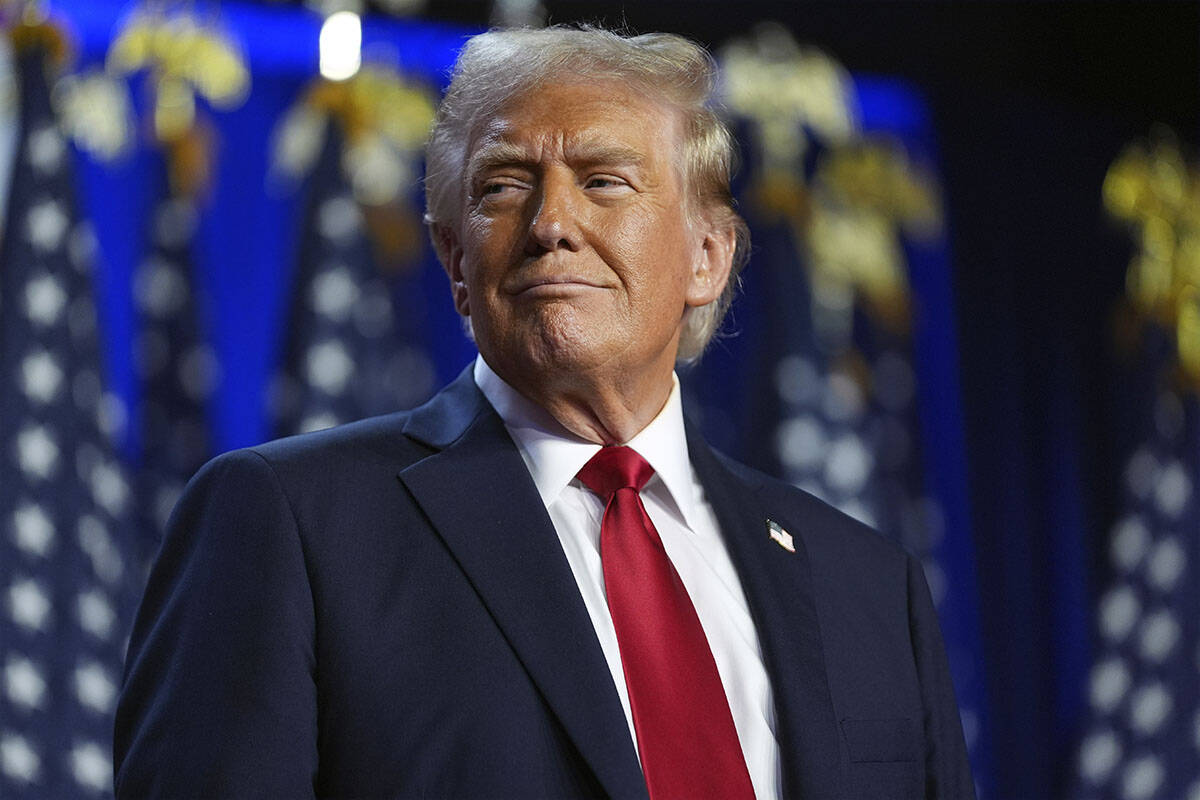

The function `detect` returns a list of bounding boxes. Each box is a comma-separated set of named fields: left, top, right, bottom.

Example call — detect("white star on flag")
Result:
left=12, top=504, right=55, bottom=557
left=7, top=579, right=51, bottom=632
left=25, top=199, right=69, bottom=253
left=19, top=351, right=63, bottom=404
left=4, top=657, right=47, bottom=710
left=72, top=661, right=116, bottom=714
left=15, top=425, right=59, bottom=479
left=69, top=741, right=110, bottom=792
left=76, top=590, right=116, bottom=640
left=0, top=733, right=41, bottom=783
left=23, top=273, right=67, bottom=326
left=26, top=126, right=64, bottom=175
left=306, top=340, right=356, bottom=395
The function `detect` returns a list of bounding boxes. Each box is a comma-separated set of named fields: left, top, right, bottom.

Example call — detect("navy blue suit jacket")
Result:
left=114, top=369, right=974, bottom=799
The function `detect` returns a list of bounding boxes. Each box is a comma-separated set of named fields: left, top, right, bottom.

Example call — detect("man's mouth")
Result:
left=508, top=276, right=606, bottom=296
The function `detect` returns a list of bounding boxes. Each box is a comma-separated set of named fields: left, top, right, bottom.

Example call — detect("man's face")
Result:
left=439, top=80, right=732, bottom=395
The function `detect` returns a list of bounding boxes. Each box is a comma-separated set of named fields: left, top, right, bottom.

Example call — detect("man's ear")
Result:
left=685, top=222, right=736, bottom=308
left=432, top=222, right=470, bottom=317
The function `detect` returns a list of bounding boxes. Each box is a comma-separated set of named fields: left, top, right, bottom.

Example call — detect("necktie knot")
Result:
left=577, top=446, right=654, bottom=500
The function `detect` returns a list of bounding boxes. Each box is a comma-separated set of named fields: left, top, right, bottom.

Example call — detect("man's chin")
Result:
left=482, top=322, right=612, bottom=386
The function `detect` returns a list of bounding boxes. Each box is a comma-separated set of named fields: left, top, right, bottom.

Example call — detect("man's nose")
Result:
left=526, top=173, right=583, bottom=254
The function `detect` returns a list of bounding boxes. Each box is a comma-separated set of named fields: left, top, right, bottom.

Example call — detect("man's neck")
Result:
left=479, top=356, right=675, bottom=445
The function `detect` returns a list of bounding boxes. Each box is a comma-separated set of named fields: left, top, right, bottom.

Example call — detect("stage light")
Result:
left=319, top=11, right=361, bottom=82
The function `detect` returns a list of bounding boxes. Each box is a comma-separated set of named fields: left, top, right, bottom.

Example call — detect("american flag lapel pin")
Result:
left=766, top=519, right=795, bottom=553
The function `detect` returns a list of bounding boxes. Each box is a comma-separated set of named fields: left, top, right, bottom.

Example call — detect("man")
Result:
left=115, top=26, right=974, bottom=799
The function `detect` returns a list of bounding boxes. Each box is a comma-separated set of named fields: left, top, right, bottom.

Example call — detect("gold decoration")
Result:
left=721, top=22, right=856, bottom=179
left=1104, top=130, right=1200, bottom=388
left=54, top=69, right=135, bottom=162
left=1179, top=285, right=1200, bottom=382
left=279, top=64, right=435, bottom=184
left=807, top=141, right=942, bottom=334
left=7, top=1, right=135, bottom=162
left=271, top=62, right=436, bottom=266
left=107, top=6, right=249, bottom=147
left=163, top=119, right=215, bottom=200
left=719, top=24, right=943, bottom=345
left=7, top=0, right=72, bottom=68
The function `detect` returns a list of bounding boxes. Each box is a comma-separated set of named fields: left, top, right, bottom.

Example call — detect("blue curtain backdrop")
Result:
left=5, top=1, right=1131, bottom=797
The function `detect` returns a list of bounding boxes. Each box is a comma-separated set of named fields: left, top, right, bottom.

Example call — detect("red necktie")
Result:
left=577, top=446, right=755, bottom=800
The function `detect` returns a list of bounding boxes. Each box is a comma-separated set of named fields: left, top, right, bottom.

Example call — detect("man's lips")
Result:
left=507, top=276, right=607, bottom=296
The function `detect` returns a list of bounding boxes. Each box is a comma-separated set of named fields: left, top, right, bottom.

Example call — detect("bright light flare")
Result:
left=319, top=12, right=362, bottom=82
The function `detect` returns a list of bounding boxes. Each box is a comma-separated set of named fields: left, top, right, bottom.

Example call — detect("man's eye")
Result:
left=477, top=177, right=529, bottom=198
left=585, top=177, right=624, bottom=189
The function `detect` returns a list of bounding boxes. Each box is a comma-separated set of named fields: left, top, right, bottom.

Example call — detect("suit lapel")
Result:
left=686, top=424, right=846, bottom=800
left=398, top=372, right=648, bottom=800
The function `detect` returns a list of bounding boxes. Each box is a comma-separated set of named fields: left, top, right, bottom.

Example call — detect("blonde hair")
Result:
left=425, top=25, right=749, bottom=361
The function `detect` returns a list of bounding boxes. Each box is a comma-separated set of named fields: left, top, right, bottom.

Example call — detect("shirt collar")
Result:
left=473, top=357, right=700, bottom=529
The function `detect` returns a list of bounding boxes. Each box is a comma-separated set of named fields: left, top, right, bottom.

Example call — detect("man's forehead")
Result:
left=464, top=81, right=679, bottom=169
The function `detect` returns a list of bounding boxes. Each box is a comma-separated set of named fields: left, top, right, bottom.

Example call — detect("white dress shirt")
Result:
left=474, top=358, right=782, bottom=800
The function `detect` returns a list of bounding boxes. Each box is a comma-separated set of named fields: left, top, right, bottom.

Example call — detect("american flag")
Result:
left=1073, top=326, right=1200, bottom=800
left=270, top=119, right=435, bottom=438
left=0, top=41, right=138, bottom=797
left=131, top=177, right=215, bottom=544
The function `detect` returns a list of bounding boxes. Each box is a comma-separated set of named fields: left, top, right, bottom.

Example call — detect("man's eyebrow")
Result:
left=466, top=138, right=648, bottom=179
left=466, top=141, right=532, bottom=179
left=564, top=140, right=647, bottom=169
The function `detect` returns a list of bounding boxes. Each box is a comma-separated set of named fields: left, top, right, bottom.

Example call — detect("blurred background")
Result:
left=0, top=1, right=1197, bottom=798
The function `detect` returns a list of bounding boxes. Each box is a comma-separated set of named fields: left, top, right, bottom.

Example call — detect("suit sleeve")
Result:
left=114, top=449, right=319, bottom=798
left=906, top=555, right=976, bottom=800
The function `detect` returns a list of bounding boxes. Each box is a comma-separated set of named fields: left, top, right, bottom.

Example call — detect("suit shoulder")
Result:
left=247, top=411, right=432, bottom=471
left=180, top=413, right=433, bottom=511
